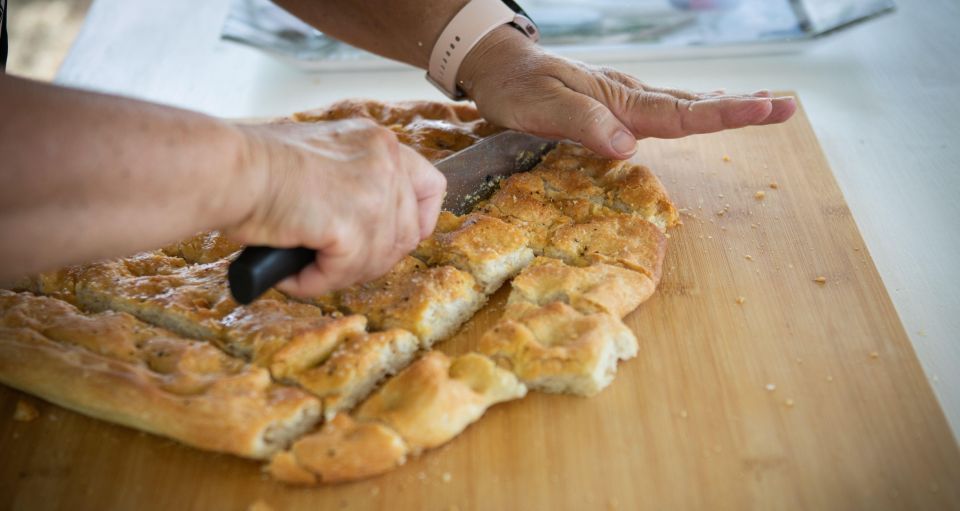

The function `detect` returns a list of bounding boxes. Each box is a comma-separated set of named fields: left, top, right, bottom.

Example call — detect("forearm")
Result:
left=274, top=0, right=470, bottom=69
left=0, top=75, right=263, bottom=282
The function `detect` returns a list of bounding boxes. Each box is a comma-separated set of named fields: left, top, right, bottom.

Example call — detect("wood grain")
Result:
left=2, top=98, right=958, bottom=510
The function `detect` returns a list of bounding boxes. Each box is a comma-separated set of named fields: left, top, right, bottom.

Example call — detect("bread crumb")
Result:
left=744, top=255, right=753, bottom=261
left=769, top=182, right=779, bottom=189
left=679, top=410, right=688, bottom=419
left=870, top=351, right=879, bottom=359
left=813, top=276, right=827, bottom=284
left=13, top=400, right=39, bottom=422
left=784, top=398, right=795, bottom=407
left=736, top=296, right=746, bottom=305
left=417, top=471, right=427, bottom=481
left=750, top=223, right=758, bottom=229
left=247, top=499, right=275, bottom=511
left=765, top=383, right=776, bottom=391
left=754, top=190, right=766, bottom=200
left=917, top=329, right=927, bottom=337
left=826, top=375, right=834, bottom=382
left=722, top=155, right=731, bottom=162
left=442, top=472, right=452, bottom=483
left=370, top=486, right=381, bottom=496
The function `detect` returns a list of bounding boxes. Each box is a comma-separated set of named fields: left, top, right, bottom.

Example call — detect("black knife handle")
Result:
left=228, top=246, right=316, bottom=304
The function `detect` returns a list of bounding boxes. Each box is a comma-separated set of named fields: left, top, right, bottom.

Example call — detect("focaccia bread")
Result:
left=0, top=290, right=320, bottom=459
left=267, top=414, right=408, bottom=485
left=508, top=257, right=656, bottom=318
left=317, top=257, right=486, bottom=348
left=355, top=351, right=527, bottom=453
left=413, top=211, right=534, bottom=293
left=293, top=99, right=503, bottom=162
left=478, top=302, right=638, bottom=396
left=2, top=100, right=681, bottom=487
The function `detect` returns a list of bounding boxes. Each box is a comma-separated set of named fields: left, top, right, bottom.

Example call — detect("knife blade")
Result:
left=437, top=130, right=557, bottom=214
left=228, top=130, right=556, bottom=305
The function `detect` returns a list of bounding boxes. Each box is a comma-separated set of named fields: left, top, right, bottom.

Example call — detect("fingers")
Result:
left=609, top=91, right=776, bottom=139
left=399, top=145, right=446, bottom=239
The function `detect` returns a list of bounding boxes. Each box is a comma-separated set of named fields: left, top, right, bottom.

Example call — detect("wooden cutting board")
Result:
left=2, top=97, right=958, bottom=510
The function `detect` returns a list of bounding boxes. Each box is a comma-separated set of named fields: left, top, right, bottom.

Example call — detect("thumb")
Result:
left=399, top=145, right=446, bottom=239
left=514, top=87, right=637, bottom=159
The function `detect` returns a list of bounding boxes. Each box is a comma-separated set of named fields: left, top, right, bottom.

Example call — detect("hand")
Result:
left=227, top=119, right=446, bottom=297
left=459, top=27, right=797, bottom=159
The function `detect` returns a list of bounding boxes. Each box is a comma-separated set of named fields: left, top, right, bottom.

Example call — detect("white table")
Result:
left=57, top=0, right=960, bottom=440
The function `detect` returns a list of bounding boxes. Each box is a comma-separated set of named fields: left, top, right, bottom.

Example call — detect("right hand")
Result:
left=226, top=118, right=446, bottom=297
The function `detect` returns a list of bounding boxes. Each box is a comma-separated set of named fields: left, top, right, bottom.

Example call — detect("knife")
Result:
left=228, top=130, right=556, bottom=305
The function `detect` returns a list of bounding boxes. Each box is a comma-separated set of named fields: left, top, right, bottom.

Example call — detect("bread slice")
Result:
left=267, top=414, right=408, bottom=485
left=544, top=213, right=667, bottom=282
left=61, top=252, right=364, bottom=368
left=355, top=351, right=526, bottom=453
left=335, top=257, right=487, bottom=348
left=537, top=143, right=679, bottom=230
left=287, top=328, right=421, bottom=421
left=414, top=211, right=534, bottom=293
left=478, top=302, right=638, bottom=396
left=161, top=231, right=242, bottom=264
left=0, top=290, right=320, bottom=459
left=508, top=257, right=656, bottom=318
left=476, top=171, right=575, bottom=254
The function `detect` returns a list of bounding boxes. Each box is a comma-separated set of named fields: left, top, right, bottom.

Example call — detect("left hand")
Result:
left=458, top=27, right=797, bottom=159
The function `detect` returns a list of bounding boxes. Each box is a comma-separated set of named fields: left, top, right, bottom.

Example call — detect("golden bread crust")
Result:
left=56, top=252, right=364, bottom=369
left=268, top=414, right=408, bottom=485
left=544, top=213, right=667, bottom=282
left=335, top=257, right=486, bottom=347
left=290, top=328, right=420, bottom=420
left=476, top=172, right=575, bottom=253
left=355, top=351, right=526, bottom=452
left=414, top=212, right=534, bottom=293
left=508, top=257, right=655, bottom=318
left=478, top=302, right=638, bottom=396
left=538, top=143, right=679, bottom=229
left=293, top=99, right=502, bottom=162
left=0, top=291, right=320, bottom=459
left=161, top=231, right=242, bottom=264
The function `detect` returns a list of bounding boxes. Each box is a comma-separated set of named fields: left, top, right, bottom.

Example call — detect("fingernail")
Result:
left=752, top=89, right=772, bottom=97
left=611, top=130, right=637, bottom=156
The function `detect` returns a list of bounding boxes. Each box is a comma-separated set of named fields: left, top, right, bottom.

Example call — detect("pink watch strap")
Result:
left=427, top=0, right=539, bottom=100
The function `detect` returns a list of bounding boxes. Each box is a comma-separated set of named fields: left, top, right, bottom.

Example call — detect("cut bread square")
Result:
left=289, top=328, right=421, bottom=421
left=539, top=143, right=679, bottom=230
left=508, top=257, right=656, bottom=318
left=476, top=171, right=574, bottom=254
left=355, top=351, right=526, bottom=453
left=544, top=213, right=667, bottom=282
left=267, top=414, right=408, bottom=485
left=0, top=290, right=321, bottom=460
left=337, top=256, right=487, bottom=348
left=414, top=211, right=534, bottom=293
left=478, top=302, right=638, bottom=397
left=161, top=231, right=243, bottom=264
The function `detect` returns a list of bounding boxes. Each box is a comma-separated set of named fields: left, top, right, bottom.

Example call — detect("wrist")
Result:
left=220, top=123, right=274, bottom=237
left=458, top=24, right=536, bottom=101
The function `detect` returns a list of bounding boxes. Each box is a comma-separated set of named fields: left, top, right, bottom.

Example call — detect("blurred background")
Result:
left=5, top=0, right=92, bottom=80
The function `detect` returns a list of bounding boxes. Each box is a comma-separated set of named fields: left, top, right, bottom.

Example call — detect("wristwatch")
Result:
left=426, top=0, right=540, bottom=101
